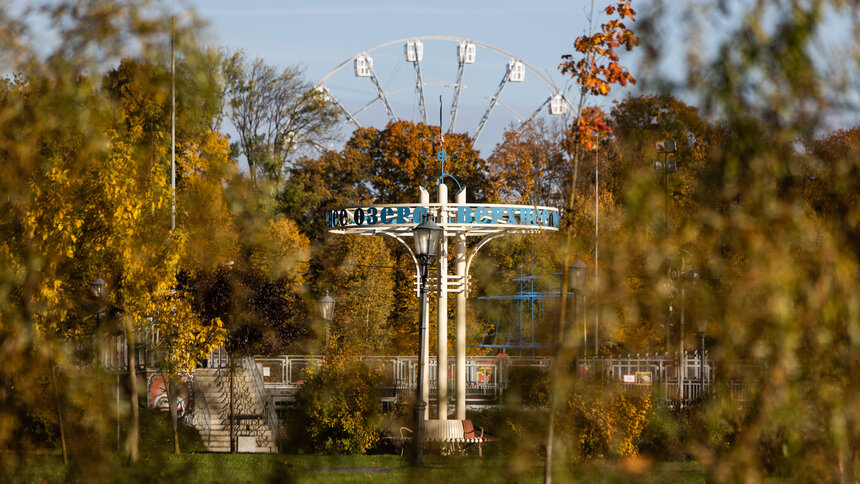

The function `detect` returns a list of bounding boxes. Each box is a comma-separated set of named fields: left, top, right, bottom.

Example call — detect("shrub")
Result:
left=563, top=382, right=652, bottom=460
left=289, top=356, right=382, bottom=454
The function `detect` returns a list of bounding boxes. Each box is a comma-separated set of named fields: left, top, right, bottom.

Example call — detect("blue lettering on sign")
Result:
left=457, top=206, right=473, bottom=224
left=396, top=206, right=410, bottom=224
left=325, top=205, right=559, bottom=229
left=490, top=207, right=504, bottom=224
left=413, top=206, right=426, bottom=223
left=519, top=208, right=532, bottom=225
left=366, top=207, right=378, bottom=224
left=506, top=207, right=518, bottom=224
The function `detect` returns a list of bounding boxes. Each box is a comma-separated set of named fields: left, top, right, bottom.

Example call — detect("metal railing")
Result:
left=255, top=355, right=552, bottom=406
left=247, top=352, right=752, bottom=409
left=241, top=358, right=279, bottom=445
left=188, top=377, right=213, bottom=448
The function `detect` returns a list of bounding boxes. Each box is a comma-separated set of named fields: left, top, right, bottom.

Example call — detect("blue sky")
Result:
left=189, top=0, right=644, bottom=154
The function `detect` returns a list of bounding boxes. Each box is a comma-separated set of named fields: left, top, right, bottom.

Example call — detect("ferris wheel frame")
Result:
left=315, top=35, right=576, bottom=145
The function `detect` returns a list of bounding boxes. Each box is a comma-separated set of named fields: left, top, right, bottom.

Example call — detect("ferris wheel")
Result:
left=315, top=36, right=575, bottom=148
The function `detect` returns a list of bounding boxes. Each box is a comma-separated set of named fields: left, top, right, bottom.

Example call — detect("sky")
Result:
left=188, top=0, right=643, bottom=154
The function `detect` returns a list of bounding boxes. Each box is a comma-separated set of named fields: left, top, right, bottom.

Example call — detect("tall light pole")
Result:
left=569, top=260, right=589, bottom=357
left=654, top=140, right=677, bottom=354
left=671, top=249, right=698, bottom=402
left=697, top=319, right=708, bottom=398
left=170, top=0, right=176, bottom=232
left=411, top=212, right=442, bottom=467
left=318, top=291, right=336, bottom=347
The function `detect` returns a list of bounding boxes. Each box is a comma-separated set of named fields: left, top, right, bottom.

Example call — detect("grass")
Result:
left=7, top=452, right=708, bottom=483
left=5, top=406, right=709, bottom=483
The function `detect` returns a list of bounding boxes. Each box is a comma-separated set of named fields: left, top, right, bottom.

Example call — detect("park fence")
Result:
left=249, top=350, right=732, bottom=410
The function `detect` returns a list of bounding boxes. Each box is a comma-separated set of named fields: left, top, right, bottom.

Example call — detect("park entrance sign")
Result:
left=327, top=183, right=559, bottom=422
left=326, top=203, right=559, bottom=232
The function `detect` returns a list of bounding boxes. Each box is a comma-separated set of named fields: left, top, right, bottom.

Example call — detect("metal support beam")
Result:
left=412, top=61, right=428, bottom=125
left=473, top=71, right=512, bottom=144
left=326, top=92, right=362, bottom=129
left=449, top=62, right=466, bottom=133
left=367, top=65, right=397, bottom=123
left=516, top=96, right=553, bottom=134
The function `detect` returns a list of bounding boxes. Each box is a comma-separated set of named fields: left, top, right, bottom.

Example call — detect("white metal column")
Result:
left=455, top=188, right=467, bottom=420
left=419, top=187, right=430, bottom=420
left=436, top=183, right=449, bottom=420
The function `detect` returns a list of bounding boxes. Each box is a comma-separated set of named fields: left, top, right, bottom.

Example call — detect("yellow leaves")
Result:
left=250, top=218, right=310, bottom=286
left=566, top=384, right=652, bottom=459
left=148, top=288, right=225, bottom=376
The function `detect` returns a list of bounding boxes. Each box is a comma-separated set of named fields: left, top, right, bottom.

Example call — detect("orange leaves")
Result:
left=564, top=106, right=613, bottom=154
left=560, top=0, right=639, bottom=98
left=604, top=1, right=636, bottom=20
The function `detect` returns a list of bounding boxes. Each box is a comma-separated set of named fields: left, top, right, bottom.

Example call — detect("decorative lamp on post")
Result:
left=569, top=260, right=589, bottom=292
left=90, top=276, right=106, bottom=300
left=569, top=260, right=589, bottom=356
left=411, top=212, right=442, bottom=467
left=318, top=291, right=336, bottom=346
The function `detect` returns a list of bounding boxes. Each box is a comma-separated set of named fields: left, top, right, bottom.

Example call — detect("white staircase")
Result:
left=191, top=362, right=278, bottom=453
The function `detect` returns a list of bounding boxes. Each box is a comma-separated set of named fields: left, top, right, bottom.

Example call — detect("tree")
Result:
left=318, top=235, right=396, bottom=354
left=149, top=289, right=225, bottom=453
left=0, top=1, right=212, bottom=472
left=617, top=1, right=860, bottom=480
left=223, top=52, right=339, bottom=186
left=546, top=2, right=640, bottom=481
left=488, top=119, right=567, bottom=207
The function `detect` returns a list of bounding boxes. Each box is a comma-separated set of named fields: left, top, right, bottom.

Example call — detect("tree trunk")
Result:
left=51, top=364, right=68, bottom=466
left=125, top=320, right=139, bottom=462
left=165, top=373, right=181, bottom=454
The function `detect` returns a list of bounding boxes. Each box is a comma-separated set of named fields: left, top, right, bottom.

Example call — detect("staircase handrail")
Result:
left=189, top=377, right=213, bottom=448
left=242, top=357, right=278, bottom=444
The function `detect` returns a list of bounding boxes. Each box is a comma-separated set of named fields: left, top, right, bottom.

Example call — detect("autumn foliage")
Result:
left=560, top=1, right=639, bottom=97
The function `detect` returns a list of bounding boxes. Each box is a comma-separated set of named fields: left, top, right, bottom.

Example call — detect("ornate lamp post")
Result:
left=411, top=212, right=442, bottom=467
left=318, top=290, right=336, bottom=346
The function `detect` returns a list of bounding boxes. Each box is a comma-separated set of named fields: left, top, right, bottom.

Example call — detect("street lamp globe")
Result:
left=569, top=260, right=590, bottom=291
left=318, top=291, right=336, bottom=321
left=412, top=212, right=443, bottom=260
left=90, top=276, right=106, bottom=299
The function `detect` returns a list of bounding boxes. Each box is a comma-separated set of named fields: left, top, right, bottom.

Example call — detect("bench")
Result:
left=396, top=419, right=487, bottom=456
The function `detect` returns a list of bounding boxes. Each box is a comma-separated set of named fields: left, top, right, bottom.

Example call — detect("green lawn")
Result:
left=8, top=452, right=708, bottom=483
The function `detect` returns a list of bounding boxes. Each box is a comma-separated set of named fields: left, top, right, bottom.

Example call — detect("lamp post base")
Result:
left=411, top=401, right=426, bottom=466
